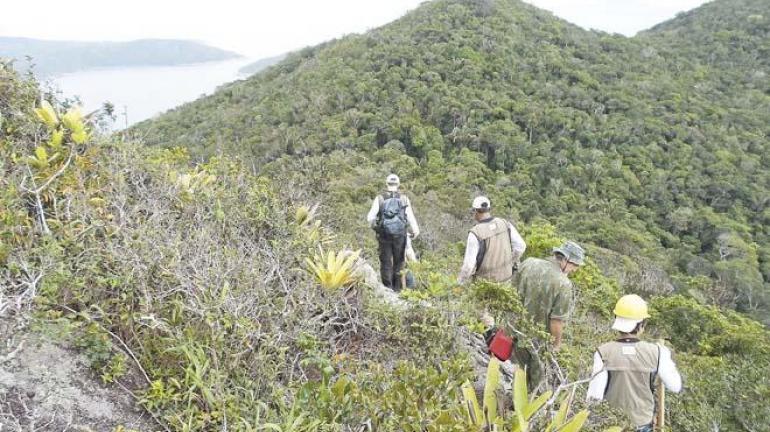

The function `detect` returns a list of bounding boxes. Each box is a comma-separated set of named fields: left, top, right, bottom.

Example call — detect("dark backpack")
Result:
left=378, top=192, right=408, bottom=237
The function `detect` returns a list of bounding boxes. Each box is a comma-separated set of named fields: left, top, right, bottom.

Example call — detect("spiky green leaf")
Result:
left=483, top=357, right=502, bottom=424
left=557, top=410, right=589, bottom=432
left=34, top=100, right=58, bottom=129
left=524, top=390, right=552, bottom=420
left=513, top=368, right=528, bottom=431
left=462, top=380, right=483, bottom=425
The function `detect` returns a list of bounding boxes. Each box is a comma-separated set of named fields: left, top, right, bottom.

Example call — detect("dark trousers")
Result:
left=511, top=344, right=543, bottom=392
left=635, top=424, right=653, bottom=432
left=378, top=235, right=407, bottom=291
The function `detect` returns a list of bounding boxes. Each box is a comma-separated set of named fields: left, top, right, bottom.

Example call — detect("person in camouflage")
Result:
left=510, top=241, right=584, bottom=389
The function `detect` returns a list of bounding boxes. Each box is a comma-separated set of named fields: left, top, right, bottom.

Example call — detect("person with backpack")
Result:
left=457, top=196, right=526, bottom=285
left=366, top=174, right=419, bottom=291
left=587, top=295, right=682, bottom=431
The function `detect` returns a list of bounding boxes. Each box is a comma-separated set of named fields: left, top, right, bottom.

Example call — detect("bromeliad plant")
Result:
left=21, top=101, right=92, bottom=234
left=295, top=203, right=334, bottom=246
left=295, top=203, right=319, bottom=226
left=461, top=358, right=617, bottom=432
left=34, top=100, right=90, bottom=146
left=169, top=169, right=216, bottom=203
left=461, top=357, right=507, bottom=428
left=305, top=249, right=361, bottom=290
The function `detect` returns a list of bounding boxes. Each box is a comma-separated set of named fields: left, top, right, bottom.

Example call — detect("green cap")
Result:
left=553, top=241, right=585, bottom=266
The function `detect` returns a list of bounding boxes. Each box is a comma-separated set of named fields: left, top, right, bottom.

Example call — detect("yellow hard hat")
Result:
left=613, top=294, right=650, bottom=320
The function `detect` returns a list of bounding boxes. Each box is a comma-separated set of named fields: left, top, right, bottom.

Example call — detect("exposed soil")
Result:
left=0, top=324, right=156, bottom=432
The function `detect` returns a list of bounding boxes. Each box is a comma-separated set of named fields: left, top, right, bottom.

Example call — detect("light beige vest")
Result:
left=598, top=340, right=660, bottom=427
left=470, top=217, right=513, bottom=283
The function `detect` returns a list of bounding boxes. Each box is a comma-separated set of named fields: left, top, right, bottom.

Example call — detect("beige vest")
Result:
left=470, top=217, right=513, bottom=283
left=598, top=340, right=660, bottom=427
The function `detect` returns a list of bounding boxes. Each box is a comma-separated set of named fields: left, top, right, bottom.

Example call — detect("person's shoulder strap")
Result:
left=650, top=343, right=662, bottom=393
left=398, top=193, right=408, bottom=207
left=475, top=232, right=487, bottom=272
left=504, top=218, right=516, bottom=233
left=469, top=222, right=483, bottom=239
left=380, top=190, right=396, bottom=200
left=378, top=192, right=393, bottom=211
left=503, top=218, right=513, bottom=242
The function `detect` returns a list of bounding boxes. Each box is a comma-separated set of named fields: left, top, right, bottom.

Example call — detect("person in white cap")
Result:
left=587, top=294, right=682, bottom=432
left=366, top=174, right=419, bottom=291
left=458, top=196, right=526, bottom=285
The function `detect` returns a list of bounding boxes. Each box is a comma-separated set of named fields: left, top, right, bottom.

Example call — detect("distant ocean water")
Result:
left=49, top=58, right=254, bottom=129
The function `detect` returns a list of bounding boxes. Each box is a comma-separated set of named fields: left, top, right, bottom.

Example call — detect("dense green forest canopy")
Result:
left=134, top=0, right=770, bottom=323
left=0, top=37, right=240, bottom=76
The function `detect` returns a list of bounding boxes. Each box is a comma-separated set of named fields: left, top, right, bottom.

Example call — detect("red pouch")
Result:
left=488, top=329, right=514, bottom=361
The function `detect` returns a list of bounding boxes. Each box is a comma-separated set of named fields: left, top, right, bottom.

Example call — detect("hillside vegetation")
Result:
left=1, top=37, right=240, bottom=76
left=135, top=0, right=770, bottom=325
left=3, top=0, right=770, bottom=430
left=4, top=59, right=770, bottom=431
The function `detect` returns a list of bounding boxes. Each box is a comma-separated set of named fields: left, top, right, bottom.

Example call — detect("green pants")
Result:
left=511, top=344, right=543, bottom=392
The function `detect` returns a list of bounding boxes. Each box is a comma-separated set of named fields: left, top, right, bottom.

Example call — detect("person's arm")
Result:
left=586, top=351, right=607, bottom=401
left=404, top=197, right=420, bottom=237
left=457, top=233, right=479, bottom=284
left=549, top=318, right=565, bottom=350
left=366, top=197, right=380, bottom=227
left=549, top=280, right=572, bottom=350
left=507, top=220, right=526, bottom=262
left=658, top=345, right=683, bottom=393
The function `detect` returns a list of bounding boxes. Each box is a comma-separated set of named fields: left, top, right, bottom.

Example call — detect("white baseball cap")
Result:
left=386, top=174, right=400, bottom=191
left=472, top=196, right=491, bottom=211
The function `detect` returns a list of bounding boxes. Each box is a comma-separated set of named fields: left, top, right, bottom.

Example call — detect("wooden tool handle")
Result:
left=656, top=379, right=665, bottom=431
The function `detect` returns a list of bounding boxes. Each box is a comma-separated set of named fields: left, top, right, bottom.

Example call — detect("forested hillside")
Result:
left=4, top=56, right=770, bottom=432
left=135, top=0, right=770, bottom=323
left=0, top=37, right=240, bottom=76
left=3, top=0, right=770, bottom=430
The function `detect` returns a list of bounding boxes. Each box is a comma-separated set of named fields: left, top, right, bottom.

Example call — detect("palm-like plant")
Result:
left=461, top=359, right=616, bottom=432
left=295, top=204, right=319, bottom=226
left=305, top=249, right=361, bottom=290
left=295, top=204, right=334, bottom=245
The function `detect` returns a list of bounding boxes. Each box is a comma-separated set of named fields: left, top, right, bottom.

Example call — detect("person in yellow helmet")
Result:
left=587, top=295, right=682, bottom=432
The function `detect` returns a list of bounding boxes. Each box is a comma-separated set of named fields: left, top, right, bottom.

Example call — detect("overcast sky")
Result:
left=1, top=0, right=710, bottom=58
